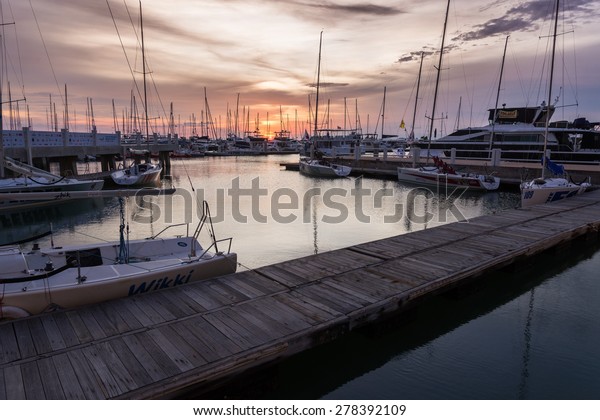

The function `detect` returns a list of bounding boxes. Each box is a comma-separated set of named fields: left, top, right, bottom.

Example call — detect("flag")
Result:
left=303, top=129, right=310, bottom=141
left=400, top=119, right=405, bottom=129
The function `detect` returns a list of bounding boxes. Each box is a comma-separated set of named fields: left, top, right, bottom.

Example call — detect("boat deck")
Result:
left=1, top=190, right=600, bottom=399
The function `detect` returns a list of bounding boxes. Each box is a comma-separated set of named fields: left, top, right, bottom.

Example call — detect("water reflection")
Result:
left=39, top=156, right=522, bottom=270
left=0, top=197, right=110, bottom=246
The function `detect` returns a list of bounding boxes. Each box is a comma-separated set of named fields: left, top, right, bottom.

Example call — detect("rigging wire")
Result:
left=121, top=0, right=168, bottom=131
left=1, top=1, right=26, bottom=102
left=106, top=0, right=143, bottom=115
left=27, top=0, right=63, bottom=106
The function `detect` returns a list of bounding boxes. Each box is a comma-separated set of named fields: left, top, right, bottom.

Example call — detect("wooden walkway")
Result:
left=2, top=190, right=600, bottom=399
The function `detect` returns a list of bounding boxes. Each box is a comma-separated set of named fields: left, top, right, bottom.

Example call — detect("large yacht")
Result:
left=412, top=104, right=600, bottom=164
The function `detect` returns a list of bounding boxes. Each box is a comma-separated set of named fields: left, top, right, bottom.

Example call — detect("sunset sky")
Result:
left=1, top=0, right=599, bottom=139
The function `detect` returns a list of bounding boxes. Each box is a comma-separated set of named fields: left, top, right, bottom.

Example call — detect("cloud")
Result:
left=454, top=0, right=600, bottom=42
left=396, top=50, right=436, bottom=63
left=307, top=82, right=350, bottom=88
left=305, top=1, right=403, bottom=16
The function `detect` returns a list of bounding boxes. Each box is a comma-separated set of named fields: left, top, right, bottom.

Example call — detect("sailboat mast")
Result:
left=427, top=0, right=451, bottom=161
left=313, top=31, right=323, bottom=137
left=410, top=52, right=424, bottom=141
left=542, top=0, right=560, bottom=179
left=381, top=86, right=386, bottom=140
left=490, top=35, right=509, bottom=150
left=140, top=1, right=149, bottom=141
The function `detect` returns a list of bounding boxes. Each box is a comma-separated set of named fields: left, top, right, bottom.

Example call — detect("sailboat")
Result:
left=0, top=192, right=237, bottom=320
left=1, top=157, right=104, bottom=197
left=520, top=0, right=591, bottom=207
left=110, top=1, right=162, bottom=187
left=397, top=0, right=499, bottom=192
left=0, top=19, right=104, bottom=205
left=111, top=156, right=162, bottom=186
left=299, top=31, right=352, bottom=178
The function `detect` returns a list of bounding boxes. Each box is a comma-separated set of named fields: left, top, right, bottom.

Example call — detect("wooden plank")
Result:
left=40, top=315, right=67, bottom=351
left=3, top=365, right=25, bottom=400
left=146, top=288, right=197, bottom=319
left=168, top=321, right=226, bottom=363
left=271, top=293, right=341, bottom=324
left=145, top=328, right=195, bottom=372
left=103, top=339, right=155, bottom=389
left=64, top=311, right=94, bottom=344
left=153, top=324, right=208, bottom=368
left=126, top=331, right=182, bottom=377
left=178, top=317, right=243, bottom=359
left=37, top=357, right=66, bottom=399
left=81, top=343, right=126, bottom=398
left=131, top=292, right=178, bottom=323
left=68, top=348, right=106, bottom=399
left=157, top=287, right=206, bottom=316
left=268, top=261, right=320, bottom=282
left=0, top=366, right=5, bottom=400
left=126, top=294, right=171, bottom=325
left=121, top=333, right=172, bottom=382
left=26, top=318, right=53, bottom=355
left=86, top=305, right=122, bottom=337
left=256, top=295, right=338, bottom=330
left=103, top=299, right=146, bottom=330
left=49, top=312, right=81, bottom=347
left=254, top=265, right=306, bottom=287
left=12, top=323, right=36, bottom=362
left=21, top=361, right=45, bottom=399
left=322, top=278, right=381, bottom=304
left=233, top=302, right=295, bottom=337
left=329, top=270, right=401, bottom=300
left=364, top=264, right=432, bottom=289
left=294, top=282, right=365, bottom=314
left=219, top=305, right=282, bottom=343
left=354, top=267, right=425, bottom=293
left=72, top=307, right=107, bottom=341
left=218, top=272, right=278, bottom=299
left=178, top=283, right=229, bottom=311
left=97, top=301, right=141, bottom=333
left=203, top=310, right=264, bottom=349
left=0, top=323, right=19, bottom=364
left=350, top=239, right=416, bottom=259
left=375, top=257, right=449, bottom=283
left=52, top=353, right=87, bottom=399
left=205, top=281, right=253, bottom=305
left=230, top=270, right=289, bottom=294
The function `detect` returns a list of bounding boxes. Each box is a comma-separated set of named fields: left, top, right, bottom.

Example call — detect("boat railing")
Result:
left=439, top=148, right=600, bottom=166
left=146, top=223, right=191, bottom=240
left=145, top=213, right=233, bottom=258
left=194, top=236, right=234, bottom=259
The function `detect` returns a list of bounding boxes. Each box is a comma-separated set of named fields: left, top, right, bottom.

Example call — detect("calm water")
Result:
left=4, top=155, right=599, bottom=399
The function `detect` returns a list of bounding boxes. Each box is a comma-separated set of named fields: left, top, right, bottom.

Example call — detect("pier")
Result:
left=1, top=189, right=600, bottom=399
left=284, top=155, right=600, bottom=187
left=0, top=128, right=176, bottom=177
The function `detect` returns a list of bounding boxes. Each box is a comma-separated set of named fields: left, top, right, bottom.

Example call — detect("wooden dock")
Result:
left=2, top=190, right=600, bottom=399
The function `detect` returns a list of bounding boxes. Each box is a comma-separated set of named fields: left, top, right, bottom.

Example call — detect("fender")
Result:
left=0, top=305, right=31, bottom=320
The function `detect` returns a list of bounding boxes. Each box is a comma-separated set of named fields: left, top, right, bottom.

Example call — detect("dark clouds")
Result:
left=454, top=0, right=599, bottom=42
left=306, top=1, right=403, bottom=16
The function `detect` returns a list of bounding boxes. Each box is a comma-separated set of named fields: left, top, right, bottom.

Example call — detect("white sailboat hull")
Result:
left=111, top=163, right=162, bottom=186
left=397, top=166, right=500, bottom=191
left=0, top=178, right=105, bottom=211
left=299, top=159, right=351, bottom=177
left=520, top=177, right=589, bottom=207
left=0, top=237, right=237, bottom=318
